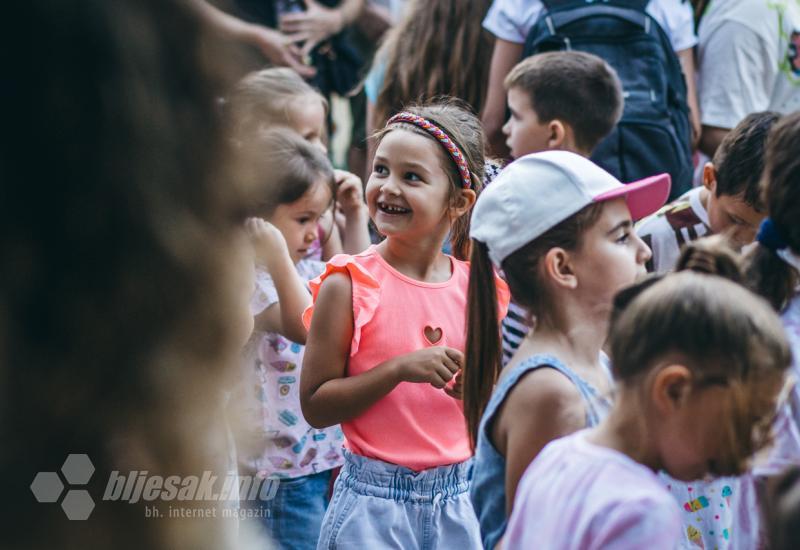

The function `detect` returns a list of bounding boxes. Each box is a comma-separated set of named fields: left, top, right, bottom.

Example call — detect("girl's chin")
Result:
left=373, top=215, right=411, bottom=232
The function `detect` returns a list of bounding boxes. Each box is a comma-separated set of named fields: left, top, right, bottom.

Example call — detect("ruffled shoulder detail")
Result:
left=302, top=253, right=381, bottom=356
left=495, top=271, right=511, bottom=320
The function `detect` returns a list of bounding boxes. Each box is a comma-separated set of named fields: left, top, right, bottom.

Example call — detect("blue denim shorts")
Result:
left=244, top=469, right=334, bottom=550
left=317, top=450, right=481, bottom=550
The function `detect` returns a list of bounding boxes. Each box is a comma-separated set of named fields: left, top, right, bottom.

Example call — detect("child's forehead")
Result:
left=377, top=128, right=448, bottom=165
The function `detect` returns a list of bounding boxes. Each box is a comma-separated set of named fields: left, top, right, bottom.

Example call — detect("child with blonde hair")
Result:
left=229, top=67, right=370, bottom=259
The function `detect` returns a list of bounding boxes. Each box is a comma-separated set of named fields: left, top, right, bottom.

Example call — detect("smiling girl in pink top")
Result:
left=301, top=101, right=509, bottom=549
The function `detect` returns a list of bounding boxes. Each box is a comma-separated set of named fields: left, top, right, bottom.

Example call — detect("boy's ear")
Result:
left=702, top=162, right=718, bottom=194
left=548, top=120, right=567, bottom=150
left=651, top=365, right=693, bottom=414
left=543, top=247, right=577, bottom=289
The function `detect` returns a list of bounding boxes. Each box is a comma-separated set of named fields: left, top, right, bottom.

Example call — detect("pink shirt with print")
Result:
left=304, top=245, right=510, bottom=471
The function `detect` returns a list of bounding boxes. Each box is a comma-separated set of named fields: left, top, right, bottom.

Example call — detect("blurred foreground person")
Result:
left=1, top=1, right=265, bottom=548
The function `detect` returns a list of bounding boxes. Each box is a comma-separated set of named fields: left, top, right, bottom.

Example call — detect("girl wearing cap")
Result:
left=464, top=150, right=670, bottom=549
left=300, top=100, right=509, bottom=548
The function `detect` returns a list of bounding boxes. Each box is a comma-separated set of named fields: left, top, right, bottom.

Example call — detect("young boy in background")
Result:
left=499, top=51, right=623, bottom=364
left=637, top=111, right=780, bottom=273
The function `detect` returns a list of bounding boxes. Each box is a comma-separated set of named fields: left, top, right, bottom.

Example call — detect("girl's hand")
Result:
left=245, top=217, right=290, bottom=269
left=334, top=169, right=366, bottom=218
left=444, top=371, right=463, bottom=400
left=396, top=347, right=463, bottom=390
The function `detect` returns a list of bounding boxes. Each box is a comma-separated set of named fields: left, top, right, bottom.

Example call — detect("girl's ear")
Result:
left=543, top=247, right=577, bottom=289
left=451, top=188, right=477, bottom=217
left=651, top=365, right=693, bottom=414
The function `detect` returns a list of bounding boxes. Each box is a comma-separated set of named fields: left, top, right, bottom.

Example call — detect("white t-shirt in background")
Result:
left=698, top=0, right=800, bottom=129
left=483, top=0, right=697, bottom=52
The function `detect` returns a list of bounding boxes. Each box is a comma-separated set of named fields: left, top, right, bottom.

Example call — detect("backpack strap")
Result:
left=541, top=0, right=650, bottom=14
left=539, top=0, right=654, bottom=39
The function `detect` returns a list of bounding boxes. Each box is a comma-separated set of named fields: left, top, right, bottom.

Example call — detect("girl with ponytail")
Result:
left=464, top=151, right=668, bottom=549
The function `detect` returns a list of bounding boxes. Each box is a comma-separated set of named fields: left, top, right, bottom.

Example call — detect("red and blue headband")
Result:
left=386, top=112, right=473, bottom=189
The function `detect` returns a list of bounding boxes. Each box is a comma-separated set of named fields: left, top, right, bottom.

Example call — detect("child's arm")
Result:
left=246, top=218, right=311, bottom=344
left=320, top=210, right=344, bottom=260
left=334, top=169, right=370, bottom=254
left=497, top=368, right=586, bottom=514
left=300, top=272, right=462, bottom=428
left=481, top=38, right=523, bottom=158
left=677, top=47, right=701, bottom=151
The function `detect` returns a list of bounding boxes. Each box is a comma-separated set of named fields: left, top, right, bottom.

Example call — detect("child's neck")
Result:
left=377, top=237, right=451, bottom=283
left=586, top=395, right=662, bottom=472
left=523, top=300, right=610, bottom=369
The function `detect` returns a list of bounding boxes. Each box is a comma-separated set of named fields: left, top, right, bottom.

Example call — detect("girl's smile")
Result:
left=366, top=130, right=453, bottom=240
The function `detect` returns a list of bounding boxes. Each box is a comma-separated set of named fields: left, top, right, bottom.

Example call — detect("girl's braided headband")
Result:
left=386, top=112, right=472, bottom=189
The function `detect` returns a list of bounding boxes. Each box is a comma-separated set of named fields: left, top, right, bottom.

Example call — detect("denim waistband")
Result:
left=338, top=450, right=472, bottom=503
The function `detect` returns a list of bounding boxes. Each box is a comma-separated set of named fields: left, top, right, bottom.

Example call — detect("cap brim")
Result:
left=593, top=173, right=671, bottom=221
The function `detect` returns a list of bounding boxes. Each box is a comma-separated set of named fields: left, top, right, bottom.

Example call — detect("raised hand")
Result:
left=334, top=169, right=366, bottom=217
left=245, top=217, right=290, bottom=270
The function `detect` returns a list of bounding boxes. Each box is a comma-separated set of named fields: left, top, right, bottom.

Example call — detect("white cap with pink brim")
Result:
left=470, top=150, right=671, bottom=266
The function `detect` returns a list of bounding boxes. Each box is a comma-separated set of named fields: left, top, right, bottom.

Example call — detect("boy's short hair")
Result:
left=504, top=51, right=623, bottom=153
left=712, top=111, right=781, bottom=211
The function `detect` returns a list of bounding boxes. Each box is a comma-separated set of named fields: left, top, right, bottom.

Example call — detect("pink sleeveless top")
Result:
left=303, top=245, right=509, bottom=471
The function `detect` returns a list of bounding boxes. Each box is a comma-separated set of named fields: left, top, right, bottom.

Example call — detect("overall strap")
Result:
left=481, top=354, right=572, bottom=427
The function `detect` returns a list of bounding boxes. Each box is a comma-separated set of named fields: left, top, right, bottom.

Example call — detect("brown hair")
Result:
left=374, top=99, right=486, bottom=260
left=675, top=235, right=744, bottom=283
left=246, top=128, right=336, bottom=217
left=611, top=235, right=743, bottom=330
left=228, top=67, right=328, bottom=139
left=3, top=0, right=255, bottom=547
left=744, top=112, right=800, bottom=310
left=372, top=0, right=493, bottom=129
left=504, top=52, right=623, bottom=153
left=463, top=202, right=605, bottom=446
left=711, top=111, right=780, bottom=210
left=609, top=272, right=791, bottom=475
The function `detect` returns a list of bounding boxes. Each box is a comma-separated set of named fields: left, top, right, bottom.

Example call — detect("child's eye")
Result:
left=373, top=164, right=388, bottom=176
left=616, top=231, right=631, bottom=244
left=297, top=217, right=311, bottom=225
left=405, top=172, right=422, bottom=182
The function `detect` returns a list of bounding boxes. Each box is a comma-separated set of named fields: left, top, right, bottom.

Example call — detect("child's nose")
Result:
left=635, top=233, right=652, bottom=264
left=502, top=118, right=511, bottom=136
left=380, top=175, right=401, bottom=196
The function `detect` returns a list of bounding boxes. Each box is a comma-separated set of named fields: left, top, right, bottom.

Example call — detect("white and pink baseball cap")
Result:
left=470, top=151, right=671, bottom=266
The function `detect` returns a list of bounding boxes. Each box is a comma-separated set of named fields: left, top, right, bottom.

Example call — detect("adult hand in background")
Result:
left=191, top=0, right=316, bottom=77
left=244, top=23, right=316, bottom=78
left=279, top=0, right=365, bottom=58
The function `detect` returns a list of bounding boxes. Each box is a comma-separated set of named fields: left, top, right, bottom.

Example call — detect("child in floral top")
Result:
left=233, top=128, right=367, bottom=550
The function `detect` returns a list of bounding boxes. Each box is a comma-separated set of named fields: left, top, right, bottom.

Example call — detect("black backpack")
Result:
left=524, top=0, right=692, bottom=199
